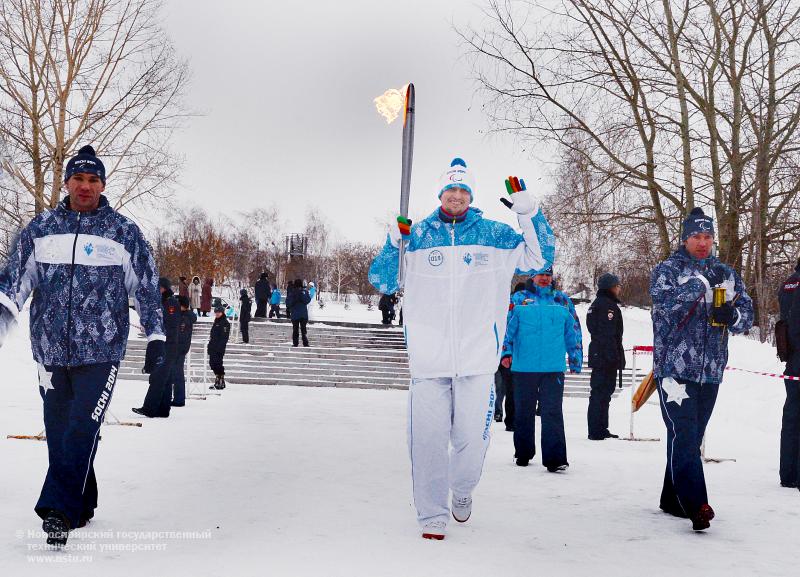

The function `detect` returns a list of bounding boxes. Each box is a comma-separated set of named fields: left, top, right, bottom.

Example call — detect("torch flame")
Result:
left=374, top=85, right=408, bottom=124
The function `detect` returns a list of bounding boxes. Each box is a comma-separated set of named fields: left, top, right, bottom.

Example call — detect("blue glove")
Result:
left=143, top=339, right=165, bottom=374
left=702, top=264, right=726, bottom=287
left=711, top=302, right=736, bottom=326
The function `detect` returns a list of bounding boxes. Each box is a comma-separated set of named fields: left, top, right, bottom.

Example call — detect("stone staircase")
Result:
left=119, top=319, right=636, bottom=397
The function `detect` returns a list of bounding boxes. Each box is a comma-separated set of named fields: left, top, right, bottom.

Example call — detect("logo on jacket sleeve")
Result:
left=84, top=242, right=94, bottom=256
left=428, top=250, right=444, bottom=267
left=463, top=253, right=473, bottom=265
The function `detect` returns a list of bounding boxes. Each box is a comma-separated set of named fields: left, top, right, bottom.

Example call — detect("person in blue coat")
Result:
left=0, top=146, right=164, bottom=546
left=501, top=268, right=582, bottom=471
left=650, top=208, right=753, bottom=531
left=286, top=279, right=312, bottom=346
left=269, top=284, right=282, bottom=318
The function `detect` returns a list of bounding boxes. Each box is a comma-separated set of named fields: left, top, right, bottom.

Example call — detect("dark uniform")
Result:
left=240, top=289, right=252, bottom=343
left=586, top=288, right=625, bottom=439
left=141, top=287, right=180, bottom=417
left=171, top=301, right=196, bottom=406
left=379, top=293, right=395, bottom=324
left=208, top=312, right=230, bottom=388
left=778, top=262, right=800, bottom=489
left=254, top=273, right=271, bottom=318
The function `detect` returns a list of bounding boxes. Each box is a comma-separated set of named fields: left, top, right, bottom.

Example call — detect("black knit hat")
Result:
left=598, top=273, right=620, bottom=290
left=64, top=145, right=106, bottom=184
left=681, top=207, right=714, bottom=241
left=158, top=277, right=172, bottom=291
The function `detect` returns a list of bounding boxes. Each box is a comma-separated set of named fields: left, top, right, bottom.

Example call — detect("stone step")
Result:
left=118, top=361, right=411, bottom=379
left=124, top=347, right=409, bottom=364
left=117, top=371, right=408, bottom=390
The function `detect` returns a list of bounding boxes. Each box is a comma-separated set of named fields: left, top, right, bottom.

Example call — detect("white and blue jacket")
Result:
left=369, top=206, right=554, bottom=379
left=0, top=195, right=164, bottom=367
left=650, top=247, right=754, bottom=384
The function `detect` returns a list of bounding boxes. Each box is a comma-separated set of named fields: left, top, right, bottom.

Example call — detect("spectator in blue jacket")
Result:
left=501, top=268, right=582, bottom=471
left=269, top=284, right=282, bottom=318
left=0, top=145, right=164, bottom=547
left=286, top=279, right=312, bottom=347
left=650, top=207, right=753, bottom=531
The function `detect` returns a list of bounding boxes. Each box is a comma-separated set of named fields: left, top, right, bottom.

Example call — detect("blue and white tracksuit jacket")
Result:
left=650, top=247, right=753, bottom=385
left=0, top=195, right=164, bottom=367
left=369, top=206, right=554, bottom=380
left=370, top=205, right=553, bottom=528
left=501, top=285, right=583, bottom=373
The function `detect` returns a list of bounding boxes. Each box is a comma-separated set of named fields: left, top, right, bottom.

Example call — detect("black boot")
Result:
left=42, top=511, right=70, bottom=547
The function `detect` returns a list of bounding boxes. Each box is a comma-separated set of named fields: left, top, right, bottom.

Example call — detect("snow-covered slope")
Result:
left=0, top=307, right=794, bottom=577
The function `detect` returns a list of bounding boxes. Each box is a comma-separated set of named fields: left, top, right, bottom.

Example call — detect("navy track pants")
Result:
left=657, top=377, right=719, bottom=518
left=512, top=372, right=567, bottom=467
left=35, top=362, right=119, bottom=528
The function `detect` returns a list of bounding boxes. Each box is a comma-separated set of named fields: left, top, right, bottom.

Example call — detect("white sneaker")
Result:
left=421, top=521, right=446, bottom=540
left=451, top=495, right=472, bottom=523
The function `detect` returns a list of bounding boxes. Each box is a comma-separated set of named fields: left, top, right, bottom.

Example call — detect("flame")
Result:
left=373, top=85, right=408, bottom=124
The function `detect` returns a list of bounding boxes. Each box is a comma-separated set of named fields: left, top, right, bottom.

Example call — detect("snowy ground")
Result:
left=0, top=305, right=796, bottom=576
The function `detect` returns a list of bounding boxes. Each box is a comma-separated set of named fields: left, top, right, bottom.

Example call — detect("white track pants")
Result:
left=408, top=374, right=495, bottom=526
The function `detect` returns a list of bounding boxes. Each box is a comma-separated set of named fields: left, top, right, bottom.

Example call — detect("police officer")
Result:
left=0, top=145, right=164, bottom=546
left=778, top=259, right=800, bottom=491
left=586, top=273, right=625, bottom=440
left=171, top=295, right=197, bottom=407
left=133, top=277, right=179, bottom=418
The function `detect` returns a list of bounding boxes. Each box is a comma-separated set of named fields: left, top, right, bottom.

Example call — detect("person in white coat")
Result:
left=369, top=158, right=554, bottom=540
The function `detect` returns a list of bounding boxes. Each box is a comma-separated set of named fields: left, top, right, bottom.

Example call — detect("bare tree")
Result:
left=461, top=0, right=800, bottom=338
left=0, top=0, right=190, bottom=227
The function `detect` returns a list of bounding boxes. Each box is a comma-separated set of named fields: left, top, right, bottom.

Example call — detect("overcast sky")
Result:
left=160, top=0, right=550, bottom=243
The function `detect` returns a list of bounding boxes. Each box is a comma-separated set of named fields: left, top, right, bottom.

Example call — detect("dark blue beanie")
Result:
left=681, top=207, right=714, bottom=241
left=598, top=273, right=620, bottom=290
left=64, top=145, right=106, bottom=184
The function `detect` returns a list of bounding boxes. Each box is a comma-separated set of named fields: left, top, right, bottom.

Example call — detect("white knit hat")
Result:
left=438, top=158, right=474, bottom=202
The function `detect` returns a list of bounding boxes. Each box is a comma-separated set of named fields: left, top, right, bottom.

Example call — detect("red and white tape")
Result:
left=629, top=344, right=796, bottom=381
left=724, top=366, right=800, bottom=382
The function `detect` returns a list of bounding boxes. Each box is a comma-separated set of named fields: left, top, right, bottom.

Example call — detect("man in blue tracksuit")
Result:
left=0, top=146, right=164, bottom=546
left=369, top=158, right=554, bottom=540
left=650, top=208, right=753, bottom=531
left=501, top=268, right=582, bottom=470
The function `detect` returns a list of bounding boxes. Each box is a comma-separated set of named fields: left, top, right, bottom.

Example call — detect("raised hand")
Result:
left=500, top=176, right=538, bottom=214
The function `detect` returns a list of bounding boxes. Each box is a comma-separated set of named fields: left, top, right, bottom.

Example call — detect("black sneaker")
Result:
left=42, top=511, right=70, bottom=547
left=691, top=504, right=715, bottom=531
left=588, top=435, right=606, bottom=441
left=780, top=481, right=798, bottom=488
left=132, top=407, right=154, bottom=418
left=546, top=464, right=569, bottom=473
left=515, top=458, right=529, bottom=467
left=604, top=432, right=620, bottom=439
left=494, top=413, right=503, bottom=423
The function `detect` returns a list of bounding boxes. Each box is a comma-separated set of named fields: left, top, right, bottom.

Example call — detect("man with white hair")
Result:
left=370, top=158, right=554, bottom=540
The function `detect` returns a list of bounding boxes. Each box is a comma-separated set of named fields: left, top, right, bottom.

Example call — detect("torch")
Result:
left=710, top=287, right=727, bottom=328
left=398, top=84, right=415, bottom=287
left=373, top=83, right=415, bottom=288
